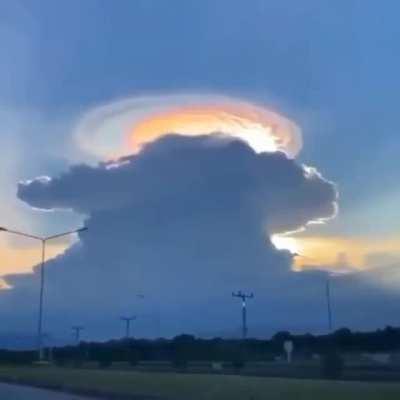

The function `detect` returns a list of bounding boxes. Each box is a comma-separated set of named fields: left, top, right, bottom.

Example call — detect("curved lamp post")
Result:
left=0, top=226, right=88, bottom=360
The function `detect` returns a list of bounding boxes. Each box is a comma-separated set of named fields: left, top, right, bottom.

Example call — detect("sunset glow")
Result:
left=293, top=236, right=400, bottom=272
left=0, top=240, right=71, bottom=278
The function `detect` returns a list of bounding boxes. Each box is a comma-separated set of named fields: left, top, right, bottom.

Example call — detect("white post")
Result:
left=284, top=340, right=294, bottom=364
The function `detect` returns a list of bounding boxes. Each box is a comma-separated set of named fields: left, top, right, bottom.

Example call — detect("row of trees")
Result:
left=55, top=326, right=400, bottom=364
left=2, top=326, right=400, bottom=366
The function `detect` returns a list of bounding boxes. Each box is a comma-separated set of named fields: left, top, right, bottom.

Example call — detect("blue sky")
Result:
left=3, top=0, right=399, bottom=233
left=0, top=0, right=400, bottom=340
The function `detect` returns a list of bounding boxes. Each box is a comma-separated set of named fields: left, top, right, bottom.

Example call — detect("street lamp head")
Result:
left=121, top=316, right=136, bottom=321
left=0, top=227, right=8, bottom=232
left=77, top=227, right=88, bottom=233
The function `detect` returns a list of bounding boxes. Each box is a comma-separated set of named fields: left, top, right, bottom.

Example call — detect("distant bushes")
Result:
left=72, top=358, right=84, bottom=368
left=54, top=357, right=67, bottom=367
left=172, top=357, right=188, bottom=371
left=171, top=334, right=195, bottom=372
left=0, top=350, right=35, bottom=365
left=128, top=348, right=140, bottom=367
left=96, top=349, right=113, bottom=369
left=321, top=350, right=344, bottom=379
left=232, top=359, right=245, bottom=373
left=98, top=358, right=113, bottom=369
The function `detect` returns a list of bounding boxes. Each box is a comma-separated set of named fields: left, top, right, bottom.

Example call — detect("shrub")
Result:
left=97, top=351, right=113, bottom=369
left=172, top=357, right=188, bottom=371
left=72, top=358, right=84, bottom=368
left=98, top=358, right=112, bottom=369
left=54, top=357, right=67, bottom=367
left=128, top=349, right=139, bottom=367
left=232, top=359, right=245, bottom=373
left=321, top=351, right=344, bottom=379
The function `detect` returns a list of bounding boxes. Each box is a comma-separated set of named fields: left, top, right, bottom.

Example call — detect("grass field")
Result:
left=0, top=367, right=400, bottom=400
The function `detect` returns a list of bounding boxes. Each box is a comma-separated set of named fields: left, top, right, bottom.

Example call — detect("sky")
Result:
left=0, top=0, right=400, bottom=344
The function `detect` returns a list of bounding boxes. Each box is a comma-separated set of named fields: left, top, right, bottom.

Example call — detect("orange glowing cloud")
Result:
left=0, top=239, right=71, bottom=280
left=291, top=235, right=400, bottom=272
left=128, top=103, right=302, bottom=158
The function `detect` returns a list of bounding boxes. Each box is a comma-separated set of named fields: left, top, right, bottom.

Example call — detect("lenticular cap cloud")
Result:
left=74, top=94, right=302, bottom=161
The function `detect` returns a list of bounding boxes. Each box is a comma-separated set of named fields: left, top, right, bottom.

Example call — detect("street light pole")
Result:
left=38, top=239, right=46, bottom=360
left=120, top=316, right=136, bottom=338
left=0, top=226, right=88, bottom=361
left=293, top=252, right=334, bottom=332
left=232, top=291, right=254, bottom=339
left=326, top=277, right=333, bottom=332
left=72, top=326, right=84, bottom=343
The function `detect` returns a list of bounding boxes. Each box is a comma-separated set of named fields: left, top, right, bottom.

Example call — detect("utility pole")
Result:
left=120, top=316, right=136, bottom=338
left=72, top=326, right=84, bottom=343
left=232, top=291, right=254, bottom=339
left=326, top=277, right=333, bottom=332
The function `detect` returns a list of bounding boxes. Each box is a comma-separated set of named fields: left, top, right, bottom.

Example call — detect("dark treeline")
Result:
left=2, top=326, right=400, bottom=365
left=0, top=349, right=35, bottom=364
left=53, top=326, right=400, bottom=365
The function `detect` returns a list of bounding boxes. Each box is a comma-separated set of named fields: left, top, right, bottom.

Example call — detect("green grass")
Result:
left=0, top=366, right=400, bottom=400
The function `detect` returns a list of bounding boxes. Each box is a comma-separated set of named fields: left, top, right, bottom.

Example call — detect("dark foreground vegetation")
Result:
left=1, top=327, right=400, bottom=382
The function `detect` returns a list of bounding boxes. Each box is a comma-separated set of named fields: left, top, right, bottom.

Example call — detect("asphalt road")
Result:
left=0, top=382, right=93, bottom=399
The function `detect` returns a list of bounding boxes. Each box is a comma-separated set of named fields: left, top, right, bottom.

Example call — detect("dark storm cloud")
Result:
left=1, top=135, right=340, bottom=339
left=7, top=135, right=397, bottom=340
left=18, top=134, right=337, bottom=234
